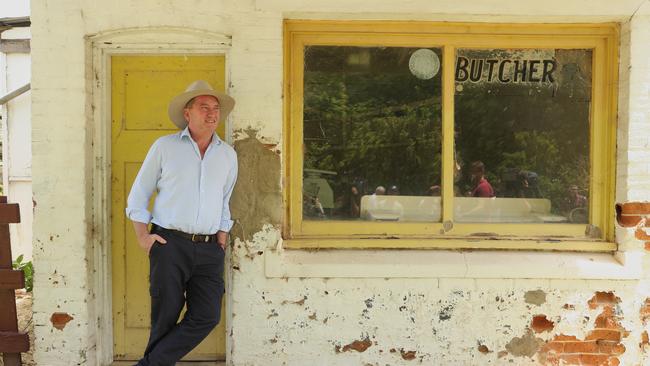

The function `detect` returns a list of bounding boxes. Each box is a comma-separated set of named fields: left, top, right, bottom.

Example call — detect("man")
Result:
left=469, top=161, right=495, bottom=197
left=126, top=80, right=238, bottom=366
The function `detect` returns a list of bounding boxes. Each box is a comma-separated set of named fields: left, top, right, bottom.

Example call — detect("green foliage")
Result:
left=12, top=254, right=33, bottom=292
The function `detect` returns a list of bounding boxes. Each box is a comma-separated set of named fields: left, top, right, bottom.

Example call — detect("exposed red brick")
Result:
left=532, top=315, right=555, bottom=333
left=617, top=202, right=650, bottom=215
left=595, top=307, right=621, bottom=329
left=586, top=329, right=621, bottom=342
left=340, top=337, right=372, bottom=353
left=564, top=341, right=598, bottom=353
left=578, top=353, right=610, bottom=365
left=558, top=354, right=581, bottom=364
left=400, top=349, right=416, bottom=360
left=554, top=334, right=580, bottom=341
left=544, top=341, right=565, bottom=353
left=50, top=312, right=74, bottom=330
left=588, top=292, right=621, bottom=309
left=597, top=340, right=625, bottom=355
left=608, top=357, right=620, bottom=366
left=478, top=344, right=490, bottom=354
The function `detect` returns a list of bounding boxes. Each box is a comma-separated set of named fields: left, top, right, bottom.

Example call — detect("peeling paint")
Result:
left=478, top=344, right=491, bottom=354
left=336, top=337, right=372, bottom=353
left=400, top=349, right=416, bottom=360
left=50, top=312, right=73, bottom=330
left=532, top=315, right=555, bottom=333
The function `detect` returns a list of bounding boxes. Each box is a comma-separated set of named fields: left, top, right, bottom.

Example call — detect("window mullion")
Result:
left=441, top=44, right=456, bottom=225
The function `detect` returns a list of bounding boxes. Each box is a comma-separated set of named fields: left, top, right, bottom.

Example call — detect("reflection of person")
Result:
left=126, top=80, right=238, bottom=366
left=374, top=186, right=386, bottom=195
left=469, top=161, right=495, bottom=197
left=387, top=185, right=400, bottom=195
left=303, top=192, right=325, bottom=218
left=428, top=185, right=441, bottom=196
left=349, top=185, right=361, bottom=217
left=566, top=184, right=587, bottom=209
left=517, top=170, right=541, bottom=198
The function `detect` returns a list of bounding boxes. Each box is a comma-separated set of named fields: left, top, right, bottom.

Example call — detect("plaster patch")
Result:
left=505, top=330, right=543, bottom=357
left=524, top=290, right=547, bottom=306
left=231, top=133, right=282, bottom=242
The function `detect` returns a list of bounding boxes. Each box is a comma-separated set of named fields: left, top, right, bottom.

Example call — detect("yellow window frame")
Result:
left=283, top=20, right=618, bottom=251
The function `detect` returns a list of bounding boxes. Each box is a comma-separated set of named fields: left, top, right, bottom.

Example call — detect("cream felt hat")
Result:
left=168, top=80, right=235, bottom=129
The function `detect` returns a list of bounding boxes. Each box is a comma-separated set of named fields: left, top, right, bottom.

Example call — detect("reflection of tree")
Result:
left=304, top=47, right=443, bottom=217
left=455, top=49, right=591, bottom=215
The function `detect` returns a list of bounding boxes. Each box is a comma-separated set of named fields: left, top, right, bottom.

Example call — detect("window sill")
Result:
left=265, top=242, right=640, bottom=280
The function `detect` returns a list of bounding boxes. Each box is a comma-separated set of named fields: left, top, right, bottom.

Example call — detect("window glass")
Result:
left=303, top=46, right=443, bottom=222
left=453, top=49, right=592, bottom=224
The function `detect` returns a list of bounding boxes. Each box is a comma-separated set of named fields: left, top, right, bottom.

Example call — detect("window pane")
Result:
left=303, top=46, right=443, bottom=222
left=454, top=49, right=591, bottom=224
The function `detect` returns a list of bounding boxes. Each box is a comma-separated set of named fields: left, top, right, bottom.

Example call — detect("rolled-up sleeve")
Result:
left=219, top=153, right=238, bottom=232
left=126, top=140, right=162, bottom=224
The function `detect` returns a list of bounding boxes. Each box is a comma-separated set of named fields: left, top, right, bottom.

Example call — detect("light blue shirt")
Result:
left=126, top=127, right=238, bottom=234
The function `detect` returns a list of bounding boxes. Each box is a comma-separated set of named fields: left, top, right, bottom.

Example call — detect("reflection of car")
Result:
left=303, top=168, right=337, bottom=211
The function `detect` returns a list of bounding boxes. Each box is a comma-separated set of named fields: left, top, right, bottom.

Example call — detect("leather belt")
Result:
left=152, top=224, right=218, bottom=243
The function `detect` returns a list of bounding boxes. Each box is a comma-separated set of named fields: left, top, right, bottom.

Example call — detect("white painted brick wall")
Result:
left=30, top=1, right=650, bottom=365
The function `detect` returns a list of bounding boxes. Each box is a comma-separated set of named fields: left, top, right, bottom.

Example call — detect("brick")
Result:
left=617, top=202, right=650, bottom=215
left=531, top=315, right=554, bottom=333
left=554, top=334, right=580, bottom=341
left=597, top=340, right=625, bottom=354
left=578, top=354, right=610, bottom=365
left=586, top=329, right=621, bottom=342
left=588, top=292, right=621, bottom=309
left=564, top=340, right=598, bottom=353
left=544, top=341, right=564, bottom=353
left=558, top=354, right=581, bottom=364
left=608, top=357, right=620, bottom=366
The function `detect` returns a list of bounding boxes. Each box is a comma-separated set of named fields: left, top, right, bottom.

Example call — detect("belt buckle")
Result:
left=191, top=234, right=197, bottom=242
left=204, top=235, right=209, bottom=243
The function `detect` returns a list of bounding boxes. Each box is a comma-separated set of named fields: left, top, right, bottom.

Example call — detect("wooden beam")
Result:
left=0, top=331, right=29, bottom=353
left=0, top=39, right=30, bottom=53
left=0, top=203, right=20, bottom=224
left=0, top=269, right=24, bottom=290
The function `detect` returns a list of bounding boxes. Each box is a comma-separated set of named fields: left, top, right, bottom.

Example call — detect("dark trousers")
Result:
left=137, top=226, right=225, bottom=366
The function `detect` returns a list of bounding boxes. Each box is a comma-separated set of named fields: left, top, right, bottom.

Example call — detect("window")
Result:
left=284, top=21, right=618, bottom=250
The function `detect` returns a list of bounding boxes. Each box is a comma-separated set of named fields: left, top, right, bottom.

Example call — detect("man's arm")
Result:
left=133, top=221, right=167, bottom=255
left=126, top=139, right=166, bottom=253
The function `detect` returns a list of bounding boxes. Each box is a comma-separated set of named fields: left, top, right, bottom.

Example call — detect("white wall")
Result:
left=29, top=1, right=650, bottom=365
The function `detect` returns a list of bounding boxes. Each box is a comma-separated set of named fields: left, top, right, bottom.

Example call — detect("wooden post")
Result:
left=0, top=196, right=29, bottom=365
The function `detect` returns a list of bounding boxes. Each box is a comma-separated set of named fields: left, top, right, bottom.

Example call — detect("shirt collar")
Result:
left=180, top=126, right=222, bottom=146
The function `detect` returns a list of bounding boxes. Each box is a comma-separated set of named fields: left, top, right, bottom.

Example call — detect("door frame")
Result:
left=86, top=27, right=233, bottom=365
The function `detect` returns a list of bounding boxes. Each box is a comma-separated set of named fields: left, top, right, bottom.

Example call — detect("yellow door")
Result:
left=111, top=55, right=227, bottom=361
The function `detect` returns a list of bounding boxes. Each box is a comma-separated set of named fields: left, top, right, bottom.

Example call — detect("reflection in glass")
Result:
left=303, top=46, right=443, bottom=222
left=454, top=49, right=592, bottom=224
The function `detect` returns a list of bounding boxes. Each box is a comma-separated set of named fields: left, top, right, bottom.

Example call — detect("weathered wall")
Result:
left=29, top=0, right=650, bottom=365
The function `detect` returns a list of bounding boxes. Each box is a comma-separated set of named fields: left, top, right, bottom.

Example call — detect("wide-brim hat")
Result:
left=168, top=80, right=236, bottom=129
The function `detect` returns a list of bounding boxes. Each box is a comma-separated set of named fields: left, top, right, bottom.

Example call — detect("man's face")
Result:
left=184, top=95, right=221, bottom=134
